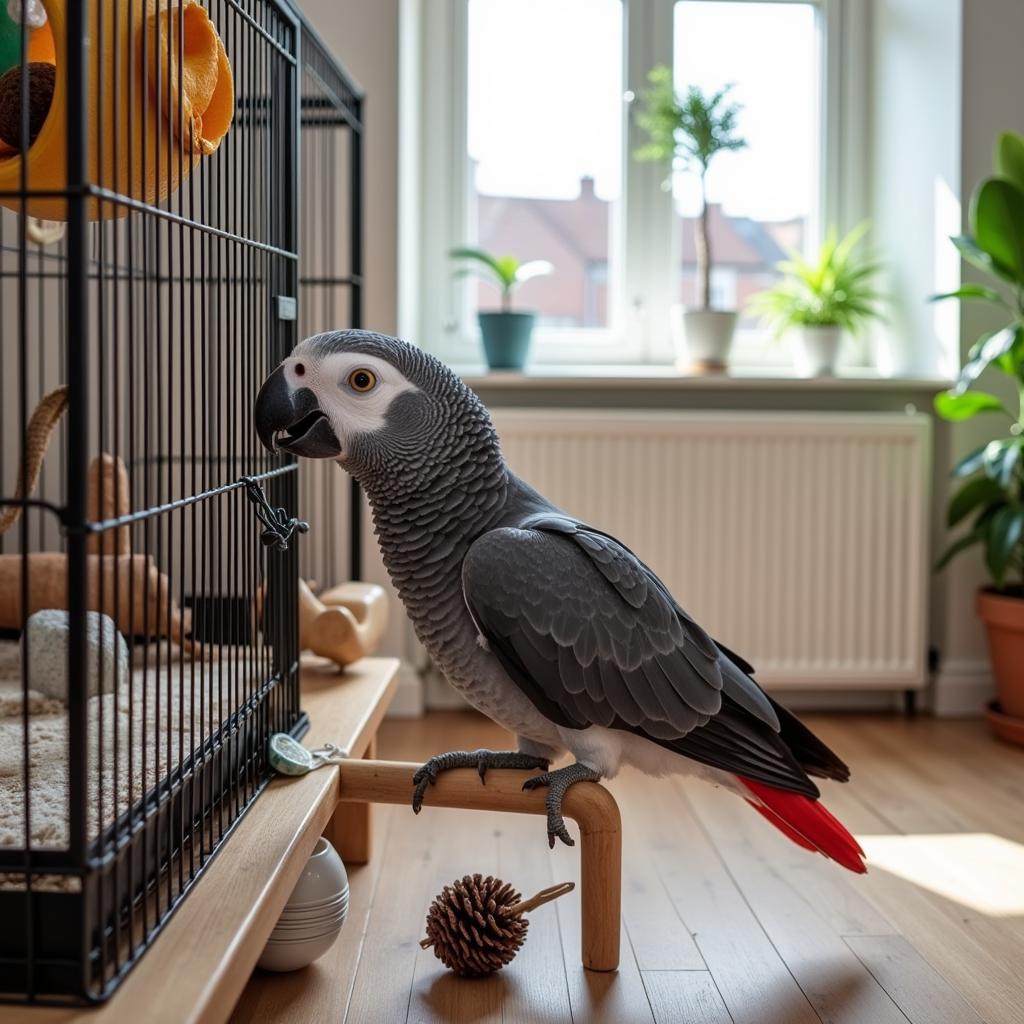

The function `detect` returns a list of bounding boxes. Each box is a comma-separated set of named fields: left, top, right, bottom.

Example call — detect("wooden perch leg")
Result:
left=324, top=737, right=376, bottom=865
left=336, top=759, right=622, bottom=972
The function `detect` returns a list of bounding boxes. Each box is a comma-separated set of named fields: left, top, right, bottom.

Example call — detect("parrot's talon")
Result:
left=520, top=762, right=601, bottom=848
left=409, top=749, right=550, bottom=812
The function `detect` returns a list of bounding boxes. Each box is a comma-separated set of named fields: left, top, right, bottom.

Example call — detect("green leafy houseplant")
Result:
left=448, top=247, right=553, bottom=313
left=933, top=130, right=1024, bottom=738
left=933, top=132, right=1024, bottom=589
left=448, top=247, right=553, bottom=370
left=750, top=222, right=885, bottom=337
left=634, top=67, right=745, bottom=310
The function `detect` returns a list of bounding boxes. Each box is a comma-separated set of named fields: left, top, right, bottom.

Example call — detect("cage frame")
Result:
left=0, top=0, right=364, bottom=1004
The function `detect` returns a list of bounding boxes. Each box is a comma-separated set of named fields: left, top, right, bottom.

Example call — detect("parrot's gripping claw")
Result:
left=522, top=762, right=602, bottom=848
left=411, top=749, right=550, bottom=814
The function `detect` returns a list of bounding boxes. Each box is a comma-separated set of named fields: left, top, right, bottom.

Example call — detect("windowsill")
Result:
left=459, top=365, right=954, bottom=392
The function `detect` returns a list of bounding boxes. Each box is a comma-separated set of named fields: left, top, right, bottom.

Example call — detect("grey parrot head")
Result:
left=254, top=330, right=503, bottom=494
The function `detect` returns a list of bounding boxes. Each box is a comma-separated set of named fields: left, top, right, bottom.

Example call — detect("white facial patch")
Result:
left=282, top=346, right=418, bottom=453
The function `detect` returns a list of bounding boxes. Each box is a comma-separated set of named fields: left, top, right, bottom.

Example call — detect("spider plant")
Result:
left=750, top=222, right=885, bottom=338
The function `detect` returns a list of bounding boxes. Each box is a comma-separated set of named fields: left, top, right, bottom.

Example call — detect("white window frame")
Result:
left=411, top=0, right=867, bottom=369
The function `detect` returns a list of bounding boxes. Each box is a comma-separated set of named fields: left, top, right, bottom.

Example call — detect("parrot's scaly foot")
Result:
left=522, top=762, right=602, bottom=848
left=411, top=749, right=550, bottom=814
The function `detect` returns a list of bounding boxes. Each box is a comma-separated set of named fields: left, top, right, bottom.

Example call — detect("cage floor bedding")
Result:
left=0, top=639, right=259, bottom=861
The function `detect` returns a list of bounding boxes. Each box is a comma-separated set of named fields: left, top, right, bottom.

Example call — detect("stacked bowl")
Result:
left=258, top=837, right=350, bottom=972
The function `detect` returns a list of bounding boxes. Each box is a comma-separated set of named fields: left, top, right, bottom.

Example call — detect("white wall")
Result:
left=298, top=0, right=424, bottom=713
left=299, top=0, right=400, bottom=336
left=868, top=0, right=963, bottom=378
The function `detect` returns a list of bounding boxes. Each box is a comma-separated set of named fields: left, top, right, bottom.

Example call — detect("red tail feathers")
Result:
left=739, top=777, right=867, bottom=874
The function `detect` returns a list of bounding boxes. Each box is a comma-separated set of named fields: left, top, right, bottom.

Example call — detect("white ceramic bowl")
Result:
left=268, top=922, right=343, bottom=944
left=283, top=839, right=348, bottom=907
left=275, top=894, right=348, bottom=929
left=281, top=887, right=350, bottom=913
left=258, top=926, right=342, bottom=972
left=258, top=838, right=349, bottom=972
left=278, top=887, right=350, bottom=915
left=271, top=911, right=347, bottom=936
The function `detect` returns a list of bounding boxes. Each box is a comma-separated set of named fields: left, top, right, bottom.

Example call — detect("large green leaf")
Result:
left=971, top=179, right=1024, bottom=284
left=934, top=529, right=986, bottom=572
left=996, top=131, right=1024, bottom=192
left=985, top=505, right=1024, bottom=585
left=953, top=325, right=1021, bottom=393
left=934, top=390, right=1009, bottom=421
left=951, top=442, right=989, bottom=478
left=984, top=437, right=1024, bottom=487
left=997, top=441, right=1023, bottom=487
left=947, top=477, right=1007, bottom=527
left=951, top=234, right=1019, bottom=286
left=928, top=283, right=1009, bottom=306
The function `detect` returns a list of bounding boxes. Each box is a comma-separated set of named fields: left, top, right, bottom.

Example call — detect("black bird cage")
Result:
left=0, top=0, right=364, bottom=1004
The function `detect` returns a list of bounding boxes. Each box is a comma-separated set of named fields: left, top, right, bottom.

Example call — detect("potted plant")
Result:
left=933, top=129, right=1024, bottom=744
left=750, top=223, right=885, bottom=376
left=449, top=247, right=553, bottom=371
left=635, top=67, right=746, bottom=372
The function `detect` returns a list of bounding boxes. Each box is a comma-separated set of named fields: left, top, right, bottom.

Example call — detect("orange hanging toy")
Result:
left=0, top=0, right=234, bottom=221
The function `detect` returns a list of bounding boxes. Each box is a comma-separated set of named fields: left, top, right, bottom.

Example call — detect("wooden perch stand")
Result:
left=335, top=759, right=622, bottom=972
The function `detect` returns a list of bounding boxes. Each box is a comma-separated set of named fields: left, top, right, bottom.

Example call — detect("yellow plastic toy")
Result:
left=0, top=0, right=233, bottom=221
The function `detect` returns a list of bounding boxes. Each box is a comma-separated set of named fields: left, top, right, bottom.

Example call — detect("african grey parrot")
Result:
left=254, top=330, right=865, bottom=872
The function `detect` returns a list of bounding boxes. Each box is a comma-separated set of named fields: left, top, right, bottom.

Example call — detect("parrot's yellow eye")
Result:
left=348, top=368, right=377, bottom=393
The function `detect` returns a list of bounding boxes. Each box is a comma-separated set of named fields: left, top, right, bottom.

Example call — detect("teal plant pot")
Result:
left=478, top=312, right=535, bottom=370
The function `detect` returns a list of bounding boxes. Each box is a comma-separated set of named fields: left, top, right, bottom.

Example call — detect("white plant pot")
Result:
left=671, top=307, right=738, bottom=373
left=791, top=325, right=844, bottom=377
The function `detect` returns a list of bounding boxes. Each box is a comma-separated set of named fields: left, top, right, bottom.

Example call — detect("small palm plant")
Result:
left=448, top=246, right=554, bottom=370
left=634, top=66, right=745, bottom=310
left=751, top=223, right=885, bottom=337
left=449, top=247, right=553, bottom=313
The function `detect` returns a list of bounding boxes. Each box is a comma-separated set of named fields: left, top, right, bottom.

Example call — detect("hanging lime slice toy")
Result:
left=269, top=733, right=348, bottom=776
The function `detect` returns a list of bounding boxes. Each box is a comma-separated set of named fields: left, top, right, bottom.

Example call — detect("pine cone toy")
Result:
left=420, top=874, right=574, bottom=977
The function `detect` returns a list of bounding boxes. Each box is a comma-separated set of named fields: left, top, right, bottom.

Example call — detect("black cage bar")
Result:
left=0, top=0, right=363, bottom=1003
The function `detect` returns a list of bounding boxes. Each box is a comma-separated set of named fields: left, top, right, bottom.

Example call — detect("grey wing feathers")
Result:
left=463, top=509, right=798, bottom=738
left=462, top=514, right=852, bottom=796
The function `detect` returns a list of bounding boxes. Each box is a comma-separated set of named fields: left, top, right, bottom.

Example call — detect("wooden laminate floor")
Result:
left=233, top=711, right=1024, bottom=1024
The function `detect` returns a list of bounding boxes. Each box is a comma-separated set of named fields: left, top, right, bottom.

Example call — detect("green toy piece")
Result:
left=268, top=733, right=348, bottom=776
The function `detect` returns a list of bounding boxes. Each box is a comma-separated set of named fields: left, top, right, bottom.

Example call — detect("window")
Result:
left=468, top=0, right=623, bottom=330
left=415, top=0, right=855, bottom=369
left=673, top=2, right=821, bottom=333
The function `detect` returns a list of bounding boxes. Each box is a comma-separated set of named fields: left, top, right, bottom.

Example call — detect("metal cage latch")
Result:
left=242, top=476, right=310, bottom=551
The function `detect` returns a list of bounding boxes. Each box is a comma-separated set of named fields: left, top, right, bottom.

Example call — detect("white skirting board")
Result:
left=933, top=659, right=995, bottom=716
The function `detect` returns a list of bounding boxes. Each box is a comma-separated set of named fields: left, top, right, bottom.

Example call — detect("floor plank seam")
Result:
left=668, top=776, right=824, bottom=1023
left=342, top=804, right=398, bottom=1024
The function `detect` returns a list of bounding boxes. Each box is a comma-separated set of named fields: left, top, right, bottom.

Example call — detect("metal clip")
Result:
left=242, top=476, right=310, bottom=551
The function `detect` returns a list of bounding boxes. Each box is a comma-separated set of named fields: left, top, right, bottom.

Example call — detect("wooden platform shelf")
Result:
left=9, top=656, right=623, bottom=1023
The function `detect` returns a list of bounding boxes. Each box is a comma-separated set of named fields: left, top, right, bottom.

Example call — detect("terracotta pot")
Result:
left=976, top=588, right=1024, bottom=720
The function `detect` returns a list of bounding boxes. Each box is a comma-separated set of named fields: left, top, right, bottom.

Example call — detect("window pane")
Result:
left=467, top=0, right=623, bottom=328
left=674, top=1, right=820, bottom=328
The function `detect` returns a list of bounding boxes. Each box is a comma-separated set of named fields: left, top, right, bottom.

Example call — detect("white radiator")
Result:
left=491, top=409, right=931, bottom=691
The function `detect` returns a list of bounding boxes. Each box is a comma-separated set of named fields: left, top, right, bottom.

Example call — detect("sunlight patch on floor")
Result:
left=859, top=832, right=1024, bottom=916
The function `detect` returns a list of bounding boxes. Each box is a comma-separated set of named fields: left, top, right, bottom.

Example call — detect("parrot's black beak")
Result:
left=254, top=364, right=341, bottom=458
